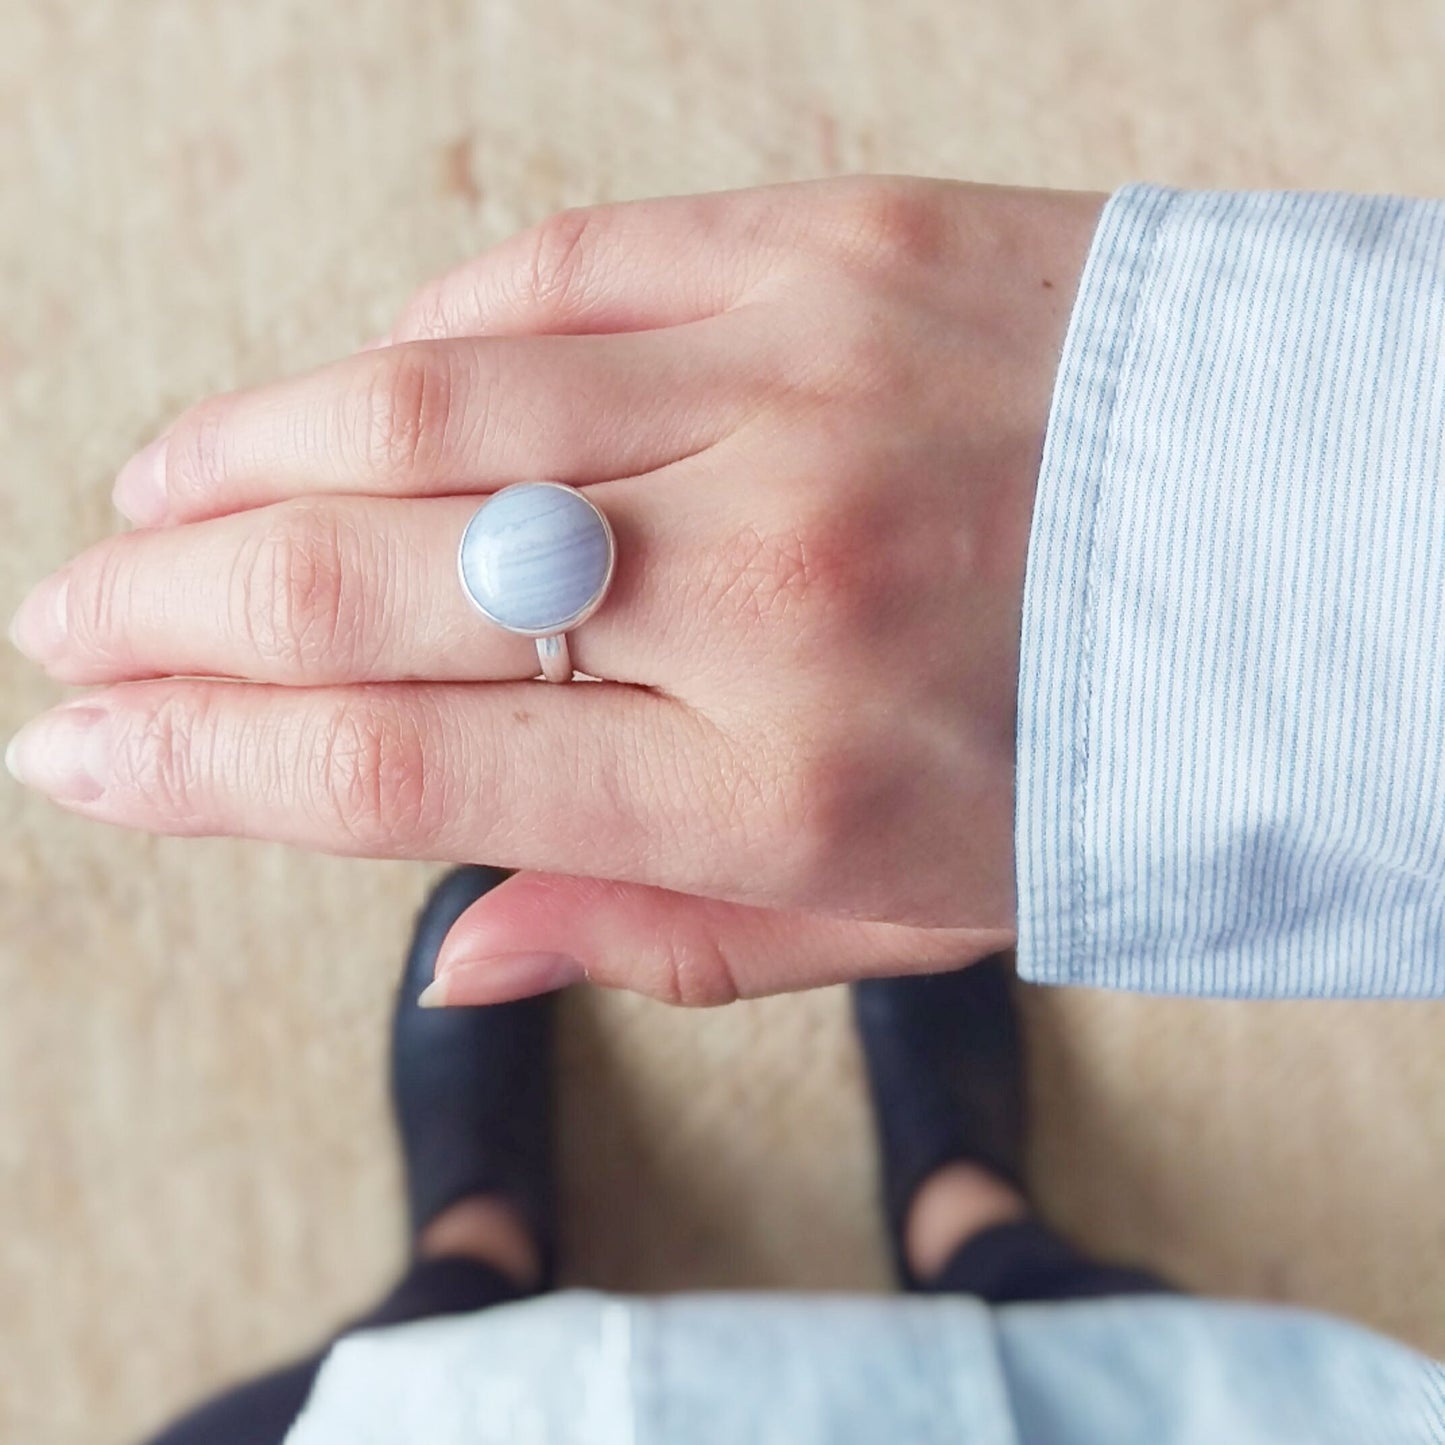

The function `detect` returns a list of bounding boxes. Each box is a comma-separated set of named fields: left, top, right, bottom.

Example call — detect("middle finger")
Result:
left=112, top=318, right=761, bottom=526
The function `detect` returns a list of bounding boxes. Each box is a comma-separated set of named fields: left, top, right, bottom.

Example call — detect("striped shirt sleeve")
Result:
left=1016, top=185, right=1445, bottom=997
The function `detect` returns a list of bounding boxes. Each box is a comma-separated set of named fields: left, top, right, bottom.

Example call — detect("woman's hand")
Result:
left=7, top=177, right=1104, bottom=1004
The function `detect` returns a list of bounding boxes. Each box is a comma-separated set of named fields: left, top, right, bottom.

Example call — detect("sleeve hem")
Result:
left=1014, top=183, right=1180, bottom=987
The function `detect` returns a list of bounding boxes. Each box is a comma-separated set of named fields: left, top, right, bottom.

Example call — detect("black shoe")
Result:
left=852, top=955, right=1027, bottom=1290
left=391, top=865, right=556, bottom=1289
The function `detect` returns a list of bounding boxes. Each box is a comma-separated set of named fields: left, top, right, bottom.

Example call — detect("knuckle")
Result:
left=817, top=177, right=951, bottom=270
left=166, top=399, right=230, bottom=505
left=65, top=543, right=133, bottom=663
left=393, top=281, right=456, bottom=343
left=771, top=736, right=870, bottom=904
left=112, top=692, right=210, bottom=819
left=309, top=699, right=434, bottom=851
left=696, top=722, right=820, bottom=903
left=716, top=715, right=866, bottom=913
left=653, top=928, right=742, bottom=1009
left=233, top=504, right=368, bottom=677
left=361, top=344, right=459, bottom=477
left=521, top=206, right=600, bottom=315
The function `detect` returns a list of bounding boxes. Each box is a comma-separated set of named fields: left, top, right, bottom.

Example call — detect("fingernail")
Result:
left=112, top=436, right=170, bottom=526
left=418, top=952, right=584, bottom=1008
left=8, top=574, right=69, bottom=661
left=5, top=707, right=110, bottom=802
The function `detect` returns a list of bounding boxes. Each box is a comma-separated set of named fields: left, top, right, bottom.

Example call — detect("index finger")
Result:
left=388, top=188, right=783, bottom=342
left=385, top=175, right=923, bottom=342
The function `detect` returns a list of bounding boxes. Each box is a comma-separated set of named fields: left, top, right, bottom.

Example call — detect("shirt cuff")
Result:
left=1015, top=183, right=1181, bottom=988
left=1014, top=184, right=1445, bottom=996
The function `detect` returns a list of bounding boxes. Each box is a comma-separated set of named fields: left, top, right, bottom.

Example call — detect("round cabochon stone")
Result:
left=458, top=482, right=613, bottom=635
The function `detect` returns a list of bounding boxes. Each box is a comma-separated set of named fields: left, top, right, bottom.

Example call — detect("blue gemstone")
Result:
left=458, top=483, right=614, bottom=635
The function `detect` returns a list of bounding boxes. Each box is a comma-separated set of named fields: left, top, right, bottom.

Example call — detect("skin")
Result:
left=7, top=176, right=1106, bottom=1006
left=432, top=1162, right=1025, bottom=1287
left=419, top=1196, right=543, bottom=1290
left=903, top=1163, right=1029, bottom=1279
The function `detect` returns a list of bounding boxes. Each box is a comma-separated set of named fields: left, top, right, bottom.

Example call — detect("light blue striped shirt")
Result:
left=288, top=188, right=1445, bottom=1444
left=1019, top=184, right=1445, bottom=996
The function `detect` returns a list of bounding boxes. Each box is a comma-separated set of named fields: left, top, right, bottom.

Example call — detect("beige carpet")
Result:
left=3, top=3, right=1444, bottom=1442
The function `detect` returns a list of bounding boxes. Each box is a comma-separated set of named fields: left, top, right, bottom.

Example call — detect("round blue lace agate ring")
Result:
left=457, top=482, right=616, bottom=682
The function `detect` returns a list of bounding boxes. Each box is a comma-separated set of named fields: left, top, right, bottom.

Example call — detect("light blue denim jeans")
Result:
left=288, top=1290, right=1445, bottom=1444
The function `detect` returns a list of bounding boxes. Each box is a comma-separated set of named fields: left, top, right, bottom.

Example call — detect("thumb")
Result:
left=421, top=871, right=1013, bottom=1007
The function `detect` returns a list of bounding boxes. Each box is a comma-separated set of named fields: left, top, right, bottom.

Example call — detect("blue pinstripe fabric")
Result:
left=1018, top=185, right=1445, bottom=998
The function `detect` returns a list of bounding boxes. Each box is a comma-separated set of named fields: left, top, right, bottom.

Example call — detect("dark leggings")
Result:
left=926, top=1217, right=1173, bottom=1302
left=145, top=1222, right=1171, bottom=1444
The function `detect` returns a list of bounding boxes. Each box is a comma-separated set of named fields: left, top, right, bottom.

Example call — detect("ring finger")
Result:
left=12, top=477, right=705, bottom=689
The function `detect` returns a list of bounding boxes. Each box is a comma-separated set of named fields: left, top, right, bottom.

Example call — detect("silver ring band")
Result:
left=536, top=633, right=572, bottom=684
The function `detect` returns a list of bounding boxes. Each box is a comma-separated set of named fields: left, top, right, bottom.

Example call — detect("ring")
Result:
left=457, top=481, right=617, bottom=683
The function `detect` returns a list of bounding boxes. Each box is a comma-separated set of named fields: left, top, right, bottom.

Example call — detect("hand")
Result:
left=7, top=177, right=1104, bottom=1004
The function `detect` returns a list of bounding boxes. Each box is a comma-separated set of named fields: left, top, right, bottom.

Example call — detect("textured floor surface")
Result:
left=3, top=3, right=1444, bottom=1442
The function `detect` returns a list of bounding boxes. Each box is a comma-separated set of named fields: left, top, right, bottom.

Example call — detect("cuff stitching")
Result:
left=1070, top=189, right=1180, bottom=980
